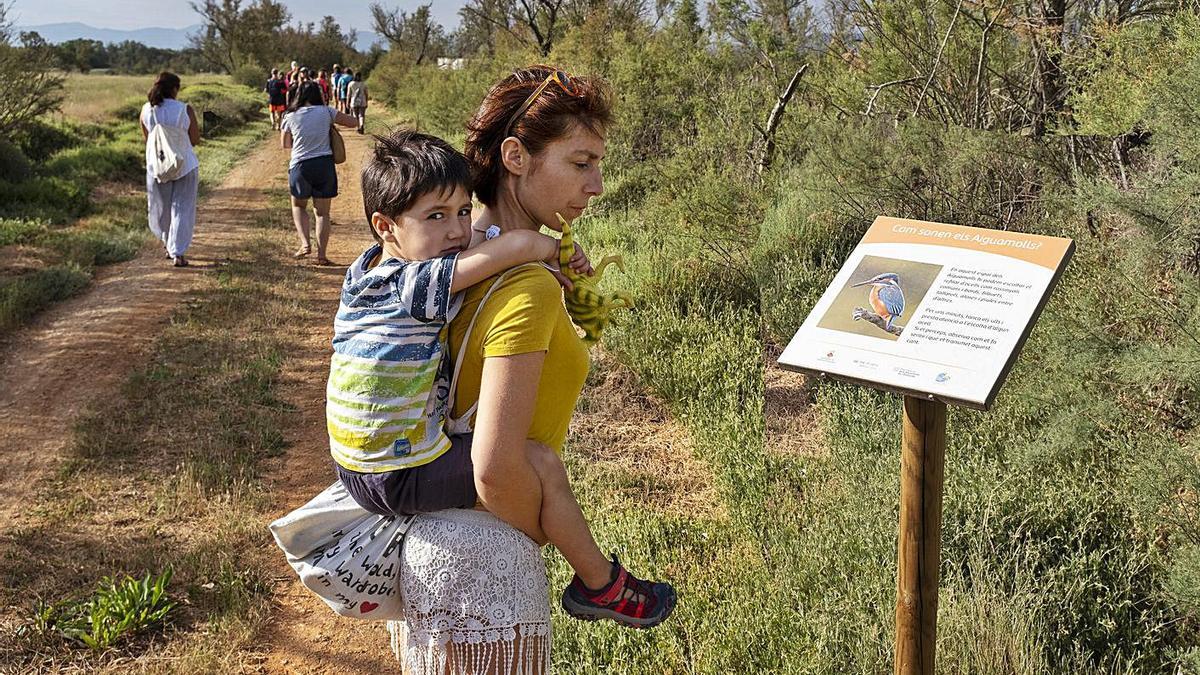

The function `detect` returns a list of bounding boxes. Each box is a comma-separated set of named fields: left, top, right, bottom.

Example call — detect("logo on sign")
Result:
left=935, top=372, right=950, bottom=383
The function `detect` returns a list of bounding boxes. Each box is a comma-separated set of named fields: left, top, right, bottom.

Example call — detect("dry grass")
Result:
left=0, top=232, right=305, bottom=671
left=569, top=349, right=724, bottom=520
left=764, top=344, right=826, bottom=459
left=56, top=72, right=232, bottom=124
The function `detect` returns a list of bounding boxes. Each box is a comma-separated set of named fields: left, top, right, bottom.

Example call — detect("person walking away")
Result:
left=286, top=69, right=305, bottom=108
left=317, top=70, right=332, bottom=104
left=139, top=71, right=200, bottom=267
left=280, top=81, right=359, bottom=264
left=339, top=68, right=353, bottom=114
left=331, top=65, right=343, bottom=112
left=347, top=71, right=368, bottom=134
left=265, top=68, right=288, bottom=130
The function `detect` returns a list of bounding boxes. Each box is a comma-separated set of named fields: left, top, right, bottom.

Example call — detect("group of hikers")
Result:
left=265, top=61, right=369, bottom=134
left=139, top=64, right=675, bottom=673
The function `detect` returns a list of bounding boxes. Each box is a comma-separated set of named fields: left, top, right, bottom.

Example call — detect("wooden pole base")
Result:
left=895, top=396, right=947, bottom=675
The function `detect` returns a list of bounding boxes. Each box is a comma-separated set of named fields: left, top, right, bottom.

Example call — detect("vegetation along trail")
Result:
left=0, top=100, right=713, bottom=669
left=0, top=137, right=285, bottom=526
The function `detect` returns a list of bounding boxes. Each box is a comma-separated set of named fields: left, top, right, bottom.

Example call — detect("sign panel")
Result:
left=778, top=216, right=1074, bottom=410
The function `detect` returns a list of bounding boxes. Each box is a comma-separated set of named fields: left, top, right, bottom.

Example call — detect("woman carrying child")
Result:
left=279, top=81, right=358, bottom=265
left=373, top=65, right=676, bottom=672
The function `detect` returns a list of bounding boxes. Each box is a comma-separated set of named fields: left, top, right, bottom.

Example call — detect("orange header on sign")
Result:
left=861, top=216, right=1073, bottom=270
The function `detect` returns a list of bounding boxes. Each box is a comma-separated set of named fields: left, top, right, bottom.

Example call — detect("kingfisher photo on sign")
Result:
left=778, top=216, right=1074, bottom=409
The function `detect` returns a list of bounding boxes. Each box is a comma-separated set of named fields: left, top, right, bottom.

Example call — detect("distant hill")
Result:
left=16, top=22, right=386, bottom=52
left=15, top=23, right=202, bottom=50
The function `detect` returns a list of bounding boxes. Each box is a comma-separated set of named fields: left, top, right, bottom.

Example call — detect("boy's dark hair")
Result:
left=361, top=129, right=472, bottom=242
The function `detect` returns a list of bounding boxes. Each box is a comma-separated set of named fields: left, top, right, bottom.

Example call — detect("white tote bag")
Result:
left=147, top=105, right=191, bottom=184
left=270, top=480, right=416, bottom=620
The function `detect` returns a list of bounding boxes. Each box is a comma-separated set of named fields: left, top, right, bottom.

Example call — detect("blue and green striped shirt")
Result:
left=327, top=244, right=461, bottom=473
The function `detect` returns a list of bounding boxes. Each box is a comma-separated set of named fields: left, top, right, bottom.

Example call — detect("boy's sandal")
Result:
left=314, top=257, right=335, bottom=266
left=293, top=247, right=311, bottom=259
left=560, top=555, right=677, bottom=629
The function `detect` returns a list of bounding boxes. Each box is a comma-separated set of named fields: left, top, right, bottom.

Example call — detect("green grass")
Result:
left=21, top=571, right=176, bottom=652
left=56, top=72, right=233, bottom=124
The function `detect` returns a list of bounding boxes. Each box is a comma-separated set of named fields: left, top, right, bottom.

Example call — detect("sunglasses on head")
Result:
left=503, top=70, right=581, bottom=138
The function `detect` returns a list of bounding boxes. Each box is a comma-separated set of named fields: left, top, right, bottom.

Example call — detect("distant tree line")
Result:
left=19, top=34, right=212, bottom=75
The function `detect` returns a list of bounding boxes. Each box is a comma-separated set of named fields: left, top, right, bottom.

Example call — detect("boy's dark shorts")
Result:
left=336, top=434, right=476, bottom=516
left=288, top=155, right=338, bottom=199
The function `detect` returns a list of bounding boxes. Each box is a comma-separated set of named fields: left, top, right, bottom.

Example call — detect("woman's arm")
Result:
left=186, top=105, right=201, bottom=145
left=472, top=351, right=549, bottom=544
left=281, top=128, right=292, bottom=150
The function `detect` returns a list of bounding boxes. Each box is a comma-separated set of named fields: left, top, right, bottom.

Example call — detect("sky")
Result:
left=8, top=0, right=465, bottom=33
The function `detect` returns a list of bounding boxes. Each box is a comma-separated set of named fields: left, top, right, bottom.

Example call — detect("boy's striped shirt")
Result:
left=327, top=244, right=461, bottom=473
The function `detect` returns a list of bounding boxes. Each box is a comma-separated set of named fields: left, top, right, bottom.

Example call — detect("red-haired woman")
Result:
left=385, top=66, right=676, bottom=673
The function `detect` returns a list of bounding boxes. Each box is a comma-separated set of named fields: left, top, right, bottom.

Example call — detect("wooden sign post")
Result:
left=777, top=216, right=1075, bottom=674
left=895, top=396, right=946, bottom=675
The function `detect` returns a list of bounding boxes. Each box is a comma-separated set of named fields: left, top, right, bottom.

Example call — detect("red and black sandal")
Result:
left=560, top=555, right=677, bottom=628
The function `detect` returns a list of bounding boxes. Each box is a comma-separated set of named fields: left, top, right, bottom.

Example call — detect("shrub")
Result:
left=0, top=139, right=31, bottom=183
left=180, top=82, right=262, bottom=136
left=0, top=176, right=90, bottom=222
left=0, top=218, right=43, bottom=246
left=10, top=119, right=83, bottom=161
left=0, top=263, right=91, bottom=331
left=231, top=64, right=266, bottom=90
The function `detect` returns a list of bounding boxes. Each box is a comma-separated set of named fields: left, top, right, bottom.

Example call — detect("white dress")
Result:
left=386, top=509, right=551, bottom=674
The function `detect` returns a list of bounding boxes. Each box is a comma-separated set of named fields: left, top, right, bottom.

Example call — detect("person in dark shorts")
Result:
left=279, top=81, right=358, bottom=264
left=265, top=68, right=287, bottom=130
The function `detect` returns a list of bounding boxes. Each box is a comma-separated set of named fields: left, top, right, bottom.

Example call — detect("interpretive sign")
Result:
left=778, top=216, right=1074, bottom=410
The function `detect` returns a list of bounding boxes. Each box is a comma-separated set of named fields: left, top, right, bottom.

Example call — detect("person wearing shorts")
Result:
left=347, top=71, right=368, bottom=134
left=265, top=68, right=287, bottom=130
left=279, top=81, right=358, bottom=265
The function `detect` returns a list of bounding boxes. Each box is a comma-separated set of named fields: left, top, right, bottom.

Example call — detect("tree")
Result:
left=0, top=3, right=64, bottom=136
left=190, top=0, right=289, bottom=72
left=459, top=0, right=570, bottom=56
left=54, top=38, right=108, bottom=72
left=371, top=2, right=447, bottom=65
left=278, top=16, right=359, bottom=70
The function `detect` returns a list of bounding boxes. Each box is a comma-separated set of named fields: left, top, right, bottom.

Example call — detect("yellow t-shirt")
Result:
left=448, top=265, right=589, bottom=452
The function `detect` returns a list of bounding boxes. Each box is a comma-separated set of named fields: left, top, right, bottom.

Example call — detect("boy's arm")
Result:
left=450, top=230, right=556, bottom=293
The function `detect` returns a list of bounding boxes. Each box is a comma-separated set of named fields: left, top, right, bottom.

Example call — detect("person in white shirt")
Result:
left=347, top=72, right=369, bottom=134
left=138, top=71, right=201, bottom=267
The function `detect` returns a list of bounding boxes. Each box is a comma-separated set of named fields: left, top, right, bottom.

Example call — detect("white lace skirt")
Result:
left=386, top=508, right=551, bottom=674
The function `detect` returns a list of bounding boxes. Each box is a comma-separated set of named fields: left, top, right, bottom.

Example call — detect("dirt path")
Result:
left=256, top=128, right=397, bottom=674
left=0, top=136, right=287, bottom=527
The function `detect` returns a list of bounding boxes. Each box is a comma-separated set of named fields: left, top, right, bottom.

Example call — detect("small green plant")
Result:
left=22, top=570, right=176, bottom=651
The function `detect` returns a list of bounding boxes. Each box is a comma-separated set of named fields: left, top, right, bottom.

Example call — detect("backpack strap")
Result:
left=444, top=263, right=541, bottom=435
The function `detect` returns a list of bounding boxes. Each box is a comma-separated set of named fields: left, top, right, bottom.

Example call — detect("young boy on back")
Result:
left=328, top=129, right=676, bottom=628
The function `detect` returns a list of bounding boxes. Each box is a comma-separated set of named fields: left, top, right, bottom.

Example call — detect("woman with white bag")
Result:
left=139, top=71, right=200, bottom=268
